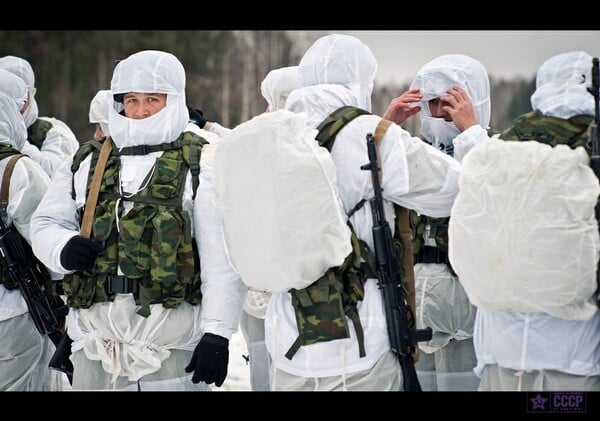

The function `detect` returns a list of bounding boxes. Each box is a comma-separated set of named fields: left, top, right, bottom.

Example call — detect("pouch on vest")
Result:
left=285, top=231, right=366, bottom=360
left=214, top=109, right=352, bottom=292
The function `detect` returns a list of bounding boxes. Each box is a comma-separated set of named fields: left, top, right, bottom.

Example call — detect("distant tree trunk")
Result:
left=221, top=43, right=231, bottom=128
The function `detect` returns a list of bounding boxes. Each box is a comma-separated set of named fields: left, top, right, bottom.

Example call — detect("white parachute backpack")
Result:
left=448, top=138, right=600, bottom=320
left=214, top=109, right=352, bottom=292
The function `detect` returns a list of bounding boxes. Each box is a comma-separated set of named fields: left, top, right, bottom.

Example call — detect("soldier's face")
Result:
left=122, top=92, right=167, bottom=120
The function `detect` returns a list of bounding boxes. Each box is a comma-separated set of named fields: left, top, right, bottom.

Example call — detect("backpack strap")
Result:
left=316, top=105, right=371, bottom=151
left=80, top=137, right=113, bottom=239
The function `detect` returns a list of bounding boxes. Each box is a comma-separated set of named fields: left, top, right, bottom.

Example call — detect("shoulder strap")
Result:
left=80, top=137, right=113, bottom=238
left=316, top=105, right=371, bottom=151
left=181, top=131, right=208, bottom=200
left=1, top=154, right=26, bottom=217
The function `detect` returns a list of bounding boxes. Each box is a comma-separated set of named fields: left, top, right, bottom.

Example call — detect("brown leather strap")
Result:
left=1, top=154, right=26, bottom=214
left=373, top=119, right=392, bottom=184
left=80, top=138, right=113, bottom=239
left=372, top=119, right=419, bottom=362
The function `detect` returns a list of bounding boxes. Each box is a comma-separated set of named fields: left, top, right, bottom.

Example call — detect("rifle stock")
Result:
left=361, top=132, right=432, bottom=391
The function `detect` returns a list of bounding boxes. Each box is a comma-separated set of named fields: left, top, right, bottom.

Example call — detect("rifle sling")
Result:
left=372, top=119, right=420, bottom=362
left=81, top=137, right=113, bottom=239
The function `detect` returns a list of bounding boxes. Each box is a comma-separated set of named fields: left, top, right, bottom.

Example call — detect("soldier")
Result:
left=0, top=56, right=80, bottom=176
left=30, top=50, right=246, bottom=390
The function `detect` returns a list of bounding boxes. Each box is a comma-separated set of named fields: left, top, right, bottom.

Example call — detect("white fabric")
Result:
left=474, top=309, right=600, bottom=377
left=0, top=313, right=65, bottom=391
left=530, top=51, right=595, bottom=119
left=67, top=294, right=201, bottom=383
left=109, top=50, right=188, bottom=149
left=89, top=89, right=111, bottom=136
left=0, top=57, right=78, bottom=175
left=243, top=289, right=272, bottom=319
left=215, top=109, right=352, bottom=292
left=21, top=116, right=79, bottom=176
left=449, top=139, right=599, bottom=320
left=0, top=153, right=51, bottom=321
left=414, top=263, right=476, bottom=354
left=0, top=56, right=40, bottom=130
left=410, top=54, right=490, bottom=155
left=0, top=70, right=28, bottom=151
left=261, top=66, right=301, bottom=112
left=297, top=34, right=376, bottom=112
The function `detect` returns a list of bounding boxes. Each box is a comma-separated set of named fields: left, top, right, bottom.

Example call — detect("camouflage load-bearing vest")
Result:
left=410, top=213, right=451, bottom=268
left=284, top=106, right=402, bottom=360
left=501, top=111, right=593, bottom=153
left=63, top=131, right=207, bottom=317
left=27, top=118, right=53, bottom=149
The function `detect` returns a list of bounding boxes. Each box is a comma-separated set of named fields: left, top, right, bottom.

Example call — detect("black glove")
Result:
left=185, top=333, right=229, bottom=387
left=188, top=106, right=208, bottom=129
left=60, top=235, right=104, bottom=272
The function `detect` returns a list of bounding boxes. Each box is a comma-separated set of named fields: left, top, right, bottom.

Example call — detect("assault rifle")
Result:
left=588, top=57, right=600, bottom=307
left=361, top=133, right=432, bottom=392
left=0, top=213, right=73, bottom=381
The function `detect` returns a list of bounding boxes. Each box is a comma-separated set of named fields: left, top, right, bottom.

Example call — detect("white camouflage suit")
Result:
left=30, top=50, right=246, bottom=391
left=0, top=69, right=66, bottom=391
left=452, top=51, right=600, bottom=391
left=262, top=34, right=462, bottom=391
left=407, top=54, right=492, bottom=391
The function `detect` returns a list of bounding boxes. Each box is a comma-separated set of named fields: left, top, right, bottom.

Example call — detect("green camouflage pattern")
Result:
left=63, top=132, right=206, bottom=317
left=287, top=228, right=367, bottom=358
left=501, top=111, right=593, bottom=153
left=410, top=212, right=449, bottom=258
left=316, top=106, right=370, bottom=152
left=27, top=118, right=52, bottom=149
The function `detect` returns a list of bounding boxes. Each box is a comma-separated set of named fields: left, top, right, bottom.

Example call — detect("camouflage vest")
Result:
left=27, top=118, right=53, bottom=149
left=284, top=106, right=394, bottom=360
left=500, top=111, right=593, bottom=153
left=63, top=132, right=207, bottom=317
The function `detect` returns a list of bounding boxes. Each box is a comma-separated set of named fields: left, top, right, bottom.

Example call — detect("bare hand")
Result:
left=383, top=88, right=422, bottom=124
left=439, top=86, right=478, bottom=132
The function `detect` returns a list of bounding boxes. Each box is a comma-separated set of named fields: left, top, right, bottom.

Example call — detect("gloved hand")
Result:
left=185, top=333, right=229, bottom=387
left=188, top=106, right=208, bottom=129
left=60, top=235, right=104, bottom=272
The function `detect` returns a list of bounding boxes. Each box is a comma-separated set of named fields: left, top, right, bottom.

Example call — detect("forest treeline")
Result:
left=0, top=31, right=534, bottom=142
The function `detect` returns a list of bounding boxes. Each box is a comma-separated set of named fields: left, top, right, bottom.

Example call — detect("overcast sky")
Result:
left=334, top=31, right=600, bottom=86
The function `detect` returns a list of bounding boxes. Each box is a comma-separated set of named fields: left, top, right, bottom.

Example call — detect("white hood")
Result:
left=530, top=51, right=595, bottom=119
left=108, top=50, right=188, bottom=149
left=260, top=66, right=301, bottom=112
left=296, top=34, right=377, bottom=113
left=0, top=69, right=29, bottom=150
left=89, top=89, right=111, bottom=137
left=410, top=54, right=490, bottom=153
left=0, top=55, right=39, bottom=128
